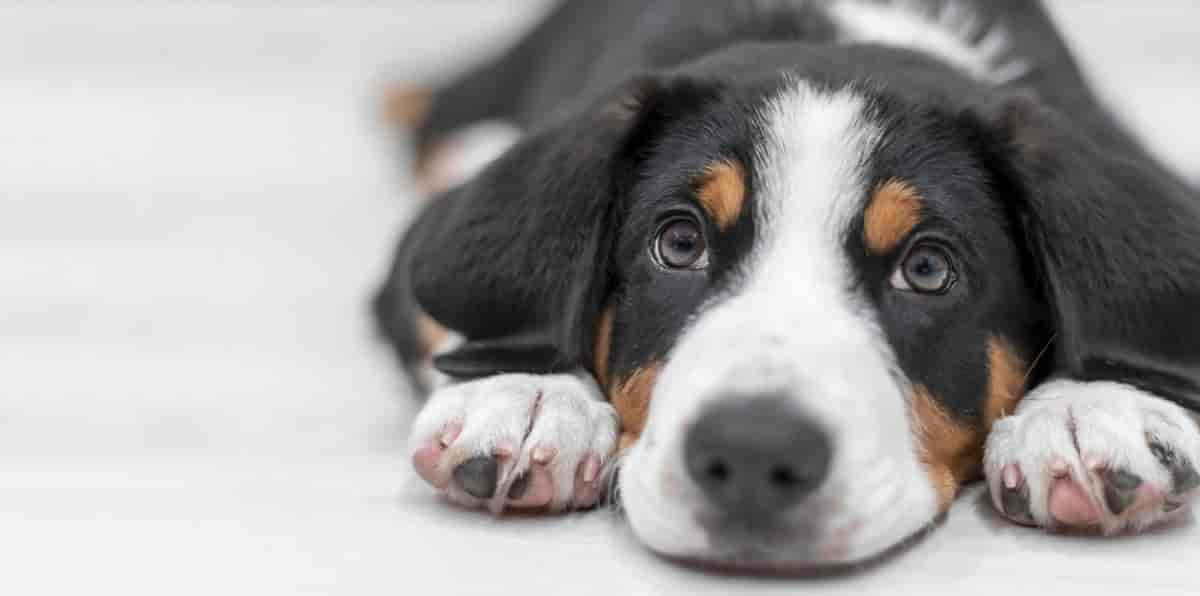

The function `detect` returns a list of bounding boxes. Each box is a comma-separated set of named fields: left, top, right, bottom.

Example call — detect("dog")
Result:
left=375, top=0, right=1200, bottom=570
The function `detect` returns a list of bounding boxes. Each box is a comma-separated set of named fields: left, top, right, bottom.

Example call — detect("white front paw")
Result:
left=407, top=372, right=619, bottom=513
left=984, top=380, right=1200, bottom=533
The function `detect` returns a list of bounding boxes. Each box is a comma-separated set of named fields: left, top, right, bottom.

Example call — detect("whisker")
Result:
left=1020, top=332, right=1057, bottom=389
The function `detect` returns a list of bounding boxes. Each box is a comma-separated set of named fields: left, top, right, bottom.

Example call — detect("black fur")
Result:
left=376, top=0, right=1200, bottom=419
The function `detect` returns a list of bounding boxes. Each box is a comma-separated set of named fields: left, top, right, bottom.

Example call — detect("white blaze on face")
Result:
left=619, top=81, right=938, bottom=565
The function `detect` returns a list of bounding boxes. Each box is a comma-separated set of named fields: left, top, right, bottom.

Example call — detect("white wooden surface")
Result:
left=1, top=2, right=1197, bottom=594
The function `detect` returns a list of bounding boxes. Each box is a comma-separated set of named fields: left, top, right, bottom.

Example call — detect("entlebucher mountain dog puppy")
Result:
left=375, top=0, right=1200, bottom=571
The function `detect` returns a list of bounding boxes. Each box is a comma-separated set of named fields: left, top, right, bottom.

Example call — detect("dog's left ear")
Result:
left=406, top=76, right=716, bottom=378
left=978, top=95, right=1200, bottom=408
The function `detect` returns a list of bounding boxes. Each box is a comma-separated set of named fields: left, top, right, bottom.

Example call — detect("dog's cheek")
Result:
left=610, top=363, right=663, bottom=452
left=910, top=385, right=983, bottom=512
left=593, top=303, right=616, bottom=390
left=909, top=335, right=1029, bottom=512
left=984, top=336, right=1028, bottom=432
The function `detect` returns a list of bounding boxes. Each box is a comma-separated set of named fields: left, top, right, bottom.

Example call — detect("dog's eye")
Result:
left=654, top=217, right=709, bottom=270
left=891, top=244, right=956, bottom=294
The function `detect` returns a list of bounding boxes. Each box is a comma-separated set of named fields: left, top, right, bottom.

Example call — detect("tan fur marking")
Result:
left=864, top=179, right=923, bottom=255
left=416, top=313, right=448, bottom=358
left=384, top=86, right=432, bottom=130
left=696, top=160, right=746, bottom=230
left=984, top=336, right=1028, bottom=432
left=611, top=363, right=662, bottom=452
left=593, top=304, right=616, bottom=390
left=911, top=385, right=983, bottom=511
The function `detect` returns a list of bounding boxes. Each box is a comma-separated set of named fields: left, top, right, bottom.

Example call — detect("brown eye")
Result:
left=655, top=218, right=709, bottom=270
left=892, top=245, right=956, bottom=294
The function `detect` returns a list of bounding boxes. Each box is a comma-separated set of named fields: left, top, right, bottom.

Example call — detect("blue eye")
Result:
left=655, top=218, right=710, bottom=270
left=893, top=245, right=956, bottom=294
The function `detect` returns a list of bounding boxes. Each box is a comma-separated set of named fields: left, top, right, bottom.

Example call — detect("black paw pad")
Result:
left=454, top=456, right=500, bottom=499
left=1149, top=441, right=1200, bottom=495
left=1002, top=486, right=1035, bottom=525
left=1101, top=469, right=1143, bottom=515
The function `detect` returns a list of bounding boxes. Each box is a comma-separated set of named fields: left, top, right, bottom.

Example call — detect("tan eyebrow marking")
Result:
left=696, top=160, right=747, bottom=231
left=864, top=179, right=923, bottom=255
left=910, top=385, right=984, bottom=512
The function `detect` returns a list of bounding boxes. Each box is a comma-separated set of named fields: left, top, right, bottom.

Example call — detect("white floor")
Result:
left=1, top=2, right=1198, bottom=594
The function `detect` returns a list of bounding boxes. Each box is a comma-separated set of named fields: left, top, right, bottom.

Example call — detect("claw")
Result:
left=573, top=456, right=606, bottom=510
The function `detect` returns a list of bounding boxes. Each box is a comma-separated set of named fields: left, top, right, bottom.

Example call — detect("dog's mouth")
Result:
left=657, top=517, right=939, bottom=577
left=609, top=475, right=940, bottom=576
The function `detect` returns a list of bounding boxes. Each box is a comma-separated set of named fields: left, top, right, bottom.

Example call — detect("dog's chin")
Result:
left=617, top=440, right=941, bottom=575
left=657, top=523, right=936, bottom=577
left=626, top=503, right=936, bottom=576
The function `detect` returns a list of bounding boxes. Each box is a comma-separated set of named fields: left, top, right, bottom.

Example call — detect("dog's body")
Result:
left=376, top=0, right=1200, bottom=569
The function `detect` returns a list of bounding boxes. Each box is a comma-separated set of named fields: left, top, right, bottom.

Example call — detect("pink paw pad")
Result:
left=1048, top=477, right=1100, bottom=527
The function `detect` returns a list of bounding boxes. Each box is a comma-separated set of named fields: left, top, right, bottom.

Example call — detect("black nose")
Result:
left=685, top=398, right=832, bottom=522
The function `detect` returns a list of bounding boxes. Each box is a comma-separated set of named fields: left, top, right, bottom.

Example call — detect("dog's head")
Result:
left=409, top=50, right=1200, bottom=567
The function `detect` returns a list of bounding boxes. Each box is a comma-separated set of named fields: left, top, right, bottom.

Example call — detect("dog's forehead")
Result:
left=733, top=81, right=1006, bottom=261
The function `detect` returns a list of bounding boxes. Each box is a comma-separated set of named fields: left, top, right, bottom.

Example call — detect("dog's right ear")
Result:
left=405, top=76, right=718, bottom=379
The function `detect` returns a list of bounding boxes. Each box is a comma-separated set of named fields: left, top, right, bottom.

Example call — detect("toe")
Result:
left=454, top=456, right=500, bottom=499
left=1048, top=477, right=1101, bottom=528
left=506, top=465, right=555, bottom=509
left=410, top=424, right=461, bottom=490
left=413, top=443, right=448, bottom=489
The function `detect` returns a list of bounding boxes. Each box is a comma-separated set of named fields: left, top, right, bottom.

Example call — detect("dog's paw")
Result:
left=984, top=380, right=1200, bottom=533
left=407, top=372, right=619, bottom=513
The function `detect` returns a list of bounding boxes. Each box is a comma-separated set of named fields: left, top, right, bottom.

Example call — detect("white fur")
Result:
left=827, top=0, right=1032, bottom=85
left=985, top=380, right=1200, bottom=533
left=619, top=81, right=938, bottom=565
left=408, top=372, right=618, bottom=511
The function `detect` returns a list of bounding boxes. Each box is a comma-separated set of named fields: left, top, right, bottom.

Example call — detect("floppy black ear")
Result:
left=982, top=96, right=1200, bottom=409
left=408, top=76, right=715, bottom=378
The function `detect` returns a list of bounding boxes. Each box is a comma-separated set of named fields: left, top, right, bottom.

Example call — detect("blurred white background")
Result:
left=0, top=2, right=1197, bottom=594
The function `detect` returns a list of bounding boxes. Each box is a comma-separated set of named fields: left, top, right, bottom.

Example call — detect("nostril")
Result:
left=769, top=465, right=797, bottom=489
left=706, top=459, right=731, bottom=484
